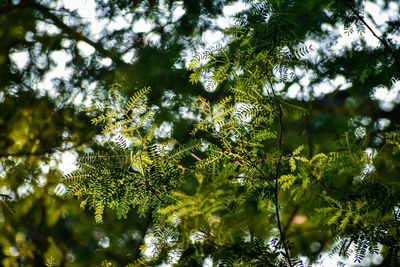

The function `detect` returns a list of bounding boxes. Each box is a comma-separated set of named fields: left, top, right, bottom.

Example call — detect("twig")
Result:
left=267, top=76, right=293, bottom=267
left=190, top=153, right=202, bottom=161
left=344, top=1, right=400, bottom=69
left=236, top=126, right=275, bottom=189
left=135, top=130, right=167, bottom=206
left=247, top=155, right=275, bottom=189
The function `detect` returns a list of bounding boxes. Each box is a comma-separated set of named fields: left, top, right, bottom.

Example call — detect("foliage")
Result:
left=0, top=0, right=241, bottom=265
left=68, top=9, right=400, bottom=262
left=1, top=0, right=400, bottom=266
left=64, top=86, right=202, bottom=222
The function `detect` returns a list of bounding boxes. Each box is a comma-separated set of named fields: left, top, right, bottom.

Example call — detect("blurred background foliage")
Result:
left=0, top=0, right=399, bottom=266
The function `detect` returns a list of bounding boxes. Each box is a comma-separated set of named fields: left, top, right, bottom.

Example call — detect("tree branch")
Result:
left=344, top=1, right=400, bottom=69
left=267, top=77, right=293, bottom=267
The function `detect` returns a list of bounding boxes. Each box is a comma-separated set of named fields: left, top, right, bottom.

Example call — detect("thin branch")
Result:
left=344, top=1, right=400, bottom=69
left=274, top=113, right=293, bottom=267
left=136, top=132, right=168, bottom=206
left=190, top=153, right=202, bottom=161
left=236, top=126, right=275, bottom=189
left=247, top=155, right=275, bottom=189
left=142, top=176, right=167, bottom=206
left=267, top=76, right=293, bottom=267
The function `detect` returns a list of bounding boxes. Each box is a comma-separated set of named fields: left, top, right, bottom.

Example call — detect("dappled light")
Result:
left=0, top=0, right=399, bottom=266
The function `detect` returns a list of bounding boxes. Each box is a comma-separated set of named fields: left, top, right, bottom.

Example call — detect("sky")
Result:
left=6, top=0, right=400, bottom=266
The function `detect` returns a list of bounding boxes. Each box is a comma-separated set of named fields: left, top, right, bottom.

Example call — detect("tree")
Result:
left=1, top=0, right=399, bottom=266
left=65, top=0, right=400, bottom=266
left=0, top=0, right=240, bottom=265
